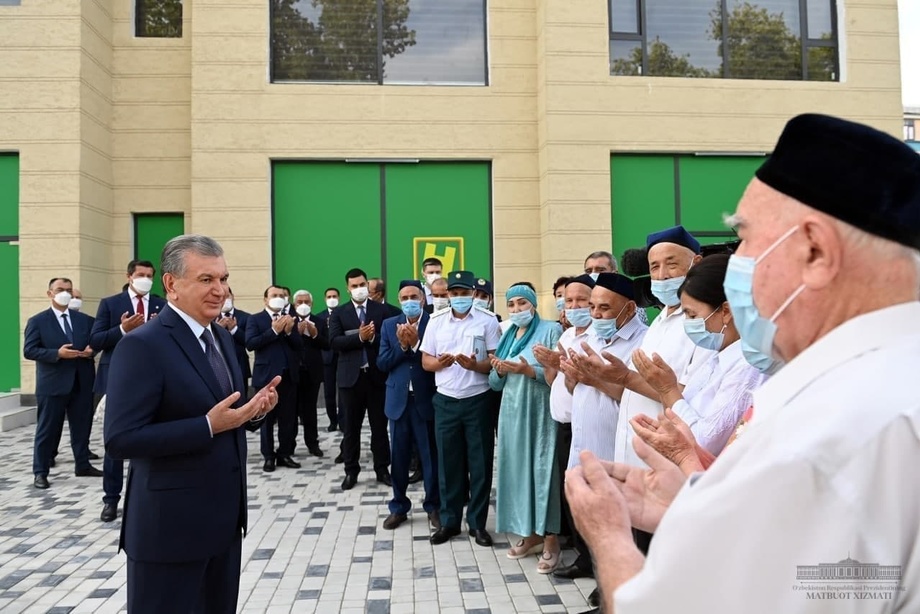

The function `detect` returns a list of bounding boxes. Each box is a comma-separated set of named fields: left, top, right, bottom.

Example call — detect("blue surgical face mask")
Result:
left=566, top=307, right=592, bottom=328
left=591, top=304, right=627, bottom=340
left=724, top=225, right=803, bottom=373
left=400, top=299, right=422, bottom=319
left=450, top=295, right=473, bottom=314
left=555, top=297, right=565, bottom=313
left=509, top=310, right=534, bottom=328
left=650, top=275, right=686, bottom=307
left=683, top=307, right=725, bottom=351
left=473, top=298, right=491, bottom=311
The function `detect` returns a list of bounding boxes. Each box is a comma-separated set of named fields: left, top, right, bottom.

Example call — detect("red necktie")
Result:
left=136, top=296, right=145, bottom=321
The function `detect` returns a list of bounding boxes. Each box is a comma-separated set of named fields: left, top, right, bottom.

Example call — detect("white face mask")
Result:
left=295, top=304, right=312, bottom=317
left=68, top=297, right=83, bottom=311
left=351, top=286, right=369, bottom=303
left=131, top=276, right=154, bottom=295
left=268, top=297, right=287, bottom=312
left=326, top=297, right=339, bottom=309
left=425, top=273, right=441, bottom=285
left=53, top=291, right=73, bottom=308
left=432, top=297, right=450, bottom=311
left=222, top=298, right=233, bottom=313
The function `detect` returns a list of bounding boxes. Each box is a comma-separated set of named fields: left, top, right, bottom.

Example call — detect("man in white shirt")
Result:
left=420, top=271, right=501, bottom=548
left=566, top=113, right=920, bottom=614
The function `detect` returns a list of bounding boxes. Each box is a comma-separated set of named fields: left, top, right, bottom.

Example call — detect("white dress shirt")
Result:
left=615, top=301, right=920, bottom=614
left=614, top=306, right=715, bottom=467
left=549, top=325, right=594, bottom=424
left=419, top=307, right=501, bottom=399
left=50, top=305, right=73, bottom=336
left=568, top=315, right=647, bottom=469
left=670, top=339, right=766, bottom=455
left=119, top=287, right=151, bottom=335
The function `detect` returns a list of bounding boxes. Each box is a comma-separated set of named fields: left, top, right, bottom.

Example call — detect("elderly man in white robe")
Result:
left=566, top=113, right=920, bottom=614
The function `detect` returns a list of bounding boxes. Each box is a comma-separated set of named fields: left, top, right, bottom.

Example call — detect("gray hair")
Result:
left=293, top=289, right=312, bottom=300
left=161, top=234, right=224, bottom=278
left=835, top=220, right=920, bottom=282
left=585, top=250, right=619, bottom=272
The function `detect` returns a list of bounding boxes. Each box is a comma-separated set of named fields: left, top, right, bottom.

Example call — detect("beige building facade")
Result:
left=0, top=0, right=906, bottom=394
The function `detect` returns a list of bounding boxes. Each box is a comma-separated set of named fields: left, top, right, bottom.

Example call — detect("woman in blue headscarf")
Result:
left=489, top=282, right=563, bottom=573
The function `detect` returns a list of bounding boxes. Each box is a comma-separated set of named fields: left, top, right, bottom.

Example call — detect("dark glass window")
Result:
left=271, top=0, right=487, bottom=85
left=136, top=0, right=183, bottom=38
left=609, top=0, right=839, bottom=81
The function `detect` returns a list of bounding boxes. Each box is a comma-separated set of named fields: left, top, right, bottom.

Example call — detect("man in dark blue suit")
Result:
left=104, top=235, right=281, bottom=614
left=245, top=284, right=303, bottom=472
left=377, top=281, right=440, bottom=531
left=315, top=287, right=341, bottom=431
left=215, top=287, right=251, bottom=396
left=292, top=290, right=326, bottom=457
left=329, top=267, right=391, bottom=490
left=24, top=277, right=102, bottom=489
left=91, top=259, right=167, bottom=522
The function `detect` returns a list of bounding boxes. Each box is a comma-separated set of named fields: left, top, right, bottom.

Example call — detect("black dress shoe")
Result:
left=468, top=529, right=493, bottom=548
left=407, top=468, right=423, bottom=484
left=382, top=513, right=407, bottom=530
left=376, top=471, right=392, bottom=487
left=100, top=503, right=117, bottom=522
left=263, top=459, right=276, bottom=472
left=428, top=511, right=441, bottom=530
left=88, top=451, right=100, bottom=460
left=334, top=453, right=344, bottom=464
left=33, top=475, right=50, bottom=489
left=327, top=422, right=338, bottom=432
left=588, top=587, right=600, bottom=607
left=341, top=474, right=357, bottom=491
left=308, top=447, right=324, bottom=458
left=429, top=526, right=461, bottom=545
left=75, top=465, right=103, bottom=477
left=553, top=563, right=594, bottom=580
left=276, top=456, right=301, bottom=469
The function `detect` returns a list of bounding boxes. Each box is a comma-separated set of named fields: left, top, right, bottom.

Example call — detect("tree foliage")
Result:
left=138, top=0, right=182, bottom=38
left=271, top=0, right=417, bottom=82
left=611, top=38, right=715, bottom=78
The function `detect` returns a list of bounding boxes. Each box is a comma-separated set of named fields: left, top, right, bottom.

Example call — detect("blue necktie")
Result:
left=61, top=313, right=74, bottom=344
left=357, top=304, right=369, bottom=367
left=201, top=329, right=233, bottom=398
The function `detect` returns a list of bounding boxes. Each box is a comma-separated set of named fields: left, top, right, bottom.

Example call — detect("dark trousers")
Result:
left=388, top=395, right=439, bottom=516
left=33, top=379, right=93, bottom=476
left=434, top=390, right=494, bottom=531
left=633, top=528, right=654, bottom=555
left=99, top=394, right=126, bottom=505
left=558, top=422, right=593, bottom=571
left=322, top=362, right=339, bottom=425
left=339, top=370, right=389, bottom=476
left=126, top=532, right=242, bottom=614
left=296, top=369, right=322, bottom=449
left=260, top=372, right=297, bottom=460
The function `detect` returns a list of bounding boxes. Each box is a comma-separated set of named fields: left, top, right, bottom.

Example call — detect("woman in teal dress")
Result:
left=489, top=282, right=563, bottom=573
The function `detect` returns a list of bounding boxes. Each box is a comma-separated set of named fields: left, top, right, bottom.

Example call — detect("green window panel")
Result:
left=677, top=155, right=764, bottom=236
left=0, top=242, right=19, bottom=392
left=610, top=155, right=675, bottom=257
left=0, top=154, right=17, bottom=236
left=134, top=213, right=185, bottom=298
left=384, top=162, right=492, bottom=286
left=272, top=162, right=382, bottom=298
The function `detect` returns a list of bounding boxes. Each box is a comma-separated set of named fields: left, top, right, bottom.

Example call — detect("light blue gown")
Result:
left=490, top=319, right=563, bottom=536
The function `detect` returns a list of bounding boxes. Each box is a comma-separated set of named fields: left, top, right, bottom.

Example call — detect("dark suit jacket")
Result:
left=380, top=302, right=402, bottom=320
left=224, top=308, right=251, bottom=382
left=244, top=310, right=303, bottom=388
left=315, top=309, right=337, bottom=366
left=103, top=305, right=257, bottom=563
left=376, top=313, right=436, bottom=421
left=90, top=291, right=167, bottom=394
left=328, top=300, right=386, bottom=388
left=295, top=314, right=328, bottom=383
left=23, top=308, right=96, bottom=396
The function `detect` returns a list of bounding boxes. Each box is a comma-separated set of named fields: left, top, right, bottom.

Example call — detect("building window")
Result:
left=136, top=0, right=183, bottom=38
left=906, top=120, right=916, bottom=142
left=609, top=0, right=838, bottom=81
left=270, top=0, right=488, bottom=85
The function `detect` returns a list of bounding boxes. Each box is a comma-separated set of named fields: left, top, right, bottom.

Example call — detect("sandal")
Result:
left=506, top=538, right=544, bottom=560
left=536, top=549, right=560, bottom=574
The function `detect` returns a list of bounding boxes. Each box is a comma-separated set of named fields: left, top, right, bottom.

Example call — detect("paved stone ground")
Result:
left=0, top=410, right=596, bottom=613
